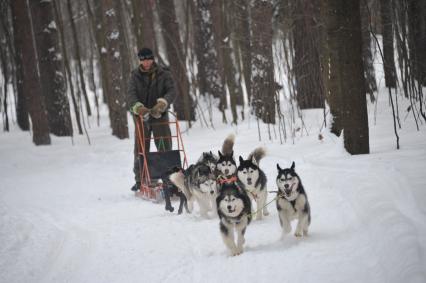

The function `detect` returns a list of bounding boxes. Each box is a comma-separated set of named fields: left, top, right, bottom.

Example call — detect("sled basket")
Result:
left=134, top=112, right=188, bottom=202
left=142, top=150, right=181, bottom=180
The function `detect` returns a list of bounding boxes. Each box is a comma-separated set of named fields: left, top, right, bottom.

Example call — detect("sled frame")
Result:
left=134, top=112, right=188, bottom=202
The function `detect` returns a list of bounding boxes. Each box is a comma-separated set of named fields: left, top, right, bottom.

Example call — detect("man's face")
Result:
left=140, top=59, right=154, bottom=70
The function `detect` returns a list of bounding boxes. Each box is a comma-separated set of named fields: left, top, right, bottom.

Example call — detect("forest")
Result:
left=0, top=0, right=425, bottom=154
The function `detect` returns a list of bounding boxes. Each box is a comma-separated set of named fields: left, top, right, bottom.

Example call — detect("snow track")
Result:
left=1, top=100, right=425, bottom=282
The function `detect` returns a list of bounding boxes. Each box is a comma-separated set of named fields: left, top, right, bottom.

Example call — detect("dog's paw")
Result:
left=231, top=249, right=243, bottom=256
left=294, top=231, right=303, bottom=237
left=284, top=225, right=292, bottom=234
left=263, top=210, right=269, bottom=216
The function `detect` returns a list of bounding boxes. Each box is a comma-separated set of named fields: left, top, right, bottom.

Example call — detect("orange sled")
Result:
left=134, top=112, right=188, bottom=202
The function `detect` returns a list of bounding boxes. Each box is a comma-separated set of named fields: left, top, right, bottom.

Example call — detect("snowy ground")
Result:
left=1, top=90, right=426, bottom=283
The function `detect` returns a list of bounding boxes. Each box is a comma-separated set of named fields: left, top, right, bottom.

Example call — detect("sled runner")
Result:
left=134, top=112, right=188, bottom=202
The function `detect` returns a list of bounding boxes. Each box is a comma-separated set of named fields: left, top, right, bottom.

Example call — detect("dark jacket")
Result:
left=127, top=64, right=176, bottom=115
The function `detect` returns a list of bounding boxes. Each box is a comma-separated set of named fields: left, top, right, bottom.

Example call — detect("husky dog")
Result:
left=216, top=134, right=237, bottom=179
left=276, top=162, right=311, bottom=237
left=197, top=151, right=218, bottom=172
left=169, top=163, right=217, bottom=218
left=163, top=167, right=189, bottom=215
left=237, top=147, right=269, bottom=220
left=216, top=182, right=252, bottom=256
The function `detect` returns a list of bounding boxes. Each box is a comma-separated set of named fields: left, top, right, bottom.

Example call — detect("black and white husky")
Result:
left=276, top=162, right=311, bottom=237
left=216, top=134, right=237, bottom=179
left=237, top=147, right=269, bottom=220
left=216, top=182, right=252, bottom=256
left=169, top=163, right=217, bottom=218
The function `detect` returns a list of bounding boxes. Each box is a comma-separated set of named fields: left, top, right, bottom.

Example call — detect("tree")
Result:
left=101, top=0, right=129, bottom=139
left=234, top=0, right=251, bottom=102
left=380, top=0, right=397, bottom=87
left=11, top=0, right=50, bottom=145
left=325, top=0, right=369, bottom=154
left=131, top=0, right=157, bottom=51
left=293, top=0, right=325, bottom=109
left=30, top=0, right=72, bottom=136
left=250, top=0, right=275, bottom=124
left=407, top=0, right=426, bottom=86
left=360, top=0, right=377, bottom=101
left=192, top=0, right=225, bottom=100
left=157, top=0, right=195, bottom=122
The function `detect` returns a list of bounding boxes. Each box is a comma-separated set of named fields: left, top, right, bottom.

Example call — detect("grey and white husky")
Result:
left=216, top=134, right=237, bottom=179
left=169, top=163, right=217, bottom=218
left=237, top=147, right=269, bottom=220
left=197, top=151, right=218, bottom=173
left=276, top=162, right=311, bottom=238
left=216, top=182, right=252, bottom=256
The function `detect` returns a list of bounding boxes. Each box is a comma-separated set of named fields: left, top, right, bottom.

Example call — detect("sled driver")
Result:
left=127, top=47, right=176, bottom=191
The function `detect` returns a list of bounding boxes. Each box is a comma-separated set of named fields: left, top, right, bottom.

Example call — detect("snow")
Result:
left=109, top=31, right=119, bottom=40
left=1, top=47, right=426, bottom=283
left=1, top=91, right=425, bottom=282
left=48, top=21, right=57, bottom=30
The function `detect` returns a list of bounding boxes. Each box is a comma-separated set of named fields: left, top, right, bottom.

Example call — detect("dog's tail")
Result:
left=248, top=147, right=266, bottom=164
left=169, top=171, right=191, bottom=199
left=221, top=134, right=235, bottom=156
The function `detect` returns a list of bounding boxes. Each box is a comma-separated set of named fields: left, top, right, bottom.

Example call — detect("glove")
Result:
left=137, top=105, right=150, bottom=116
left=150, top=99, right=168, bottom=119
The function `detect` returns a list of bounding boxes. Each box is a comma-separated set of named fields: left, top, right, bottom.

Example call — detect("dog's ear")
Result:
left=209, top=151, right=213, bottom=156
left=252, top=156, right=258, bottom=166
left=218, top=150, right=223, bottom=158
left=277, top=163, right=282, bottom=171
left=230, top=150, right=234, bottom=157
left=291, top=161, right=295, bottom=170
left=239, top=156, right=244, bottom=163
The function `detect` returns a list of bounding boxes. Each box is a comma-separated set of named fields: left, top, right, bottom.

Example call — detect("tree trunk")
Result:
left=0, top=36, right=10, bottom=131
left=30, top=0, right=73, bottom=136
left=210, top=0, right=228, bottom=122
left=360, top=0, right=377, bottom=101
left=157, top=0, right=195, bottom=122
left=407, top=0, right=426, bottom=86
left=341, top=0, right=369, bottom=154
left=11, top=0, right=50, bottom=145
left=293, top=0, right=325, bottom=109
left=250, top=0, right=275, bottom=124
left=89, top=0, right=110, bottom=105
left=325, top=0, right=344, bottom=136
left=52, top=0, right=83, bottom=135
left=380, top=0, right=397, bottom=88
left=131, top=0, right=157, bottom=51
left=326, top=0, right=370, bottom=154
left=66, top=0, right=92, bottom=116
left=224, top=0, right=244, bottom=123
left=234, top=0, right=251, bottom=102
left=4, top=0, right=29, bottom=130
left=193, top=0, right=225, bottom=99
left=101, top=0, right=129, bottom=139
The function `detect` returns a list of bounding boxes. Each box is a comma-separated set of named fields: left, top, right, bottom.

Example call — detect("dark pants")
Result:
left=133, top=115, right=172, bottom=183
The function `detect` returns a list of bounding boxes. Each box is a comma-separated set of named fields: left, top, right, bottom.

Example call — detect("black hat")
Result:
left=138, top=48, right=154, bottom=60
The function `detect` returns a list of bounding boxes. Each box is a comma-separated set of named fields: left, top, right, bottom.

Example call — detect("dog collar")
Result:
left=217, top=175, right=237, bottom=184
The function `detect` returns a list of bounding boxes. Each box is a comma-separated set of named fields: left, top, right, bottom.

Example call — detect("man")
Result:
left=127, top=47, right=176, bottom=191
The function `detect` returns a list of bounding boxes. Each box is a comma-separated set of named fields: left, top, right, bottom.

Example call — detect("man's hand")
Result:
left=150, top=99, right=168, bottom=119
left=137, top=105, right=150, bottom=116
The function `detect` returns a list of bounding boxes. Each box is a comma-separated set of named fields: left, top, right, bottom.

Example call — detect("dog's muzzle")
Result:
left=227, top=206, right=235, bottom=213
